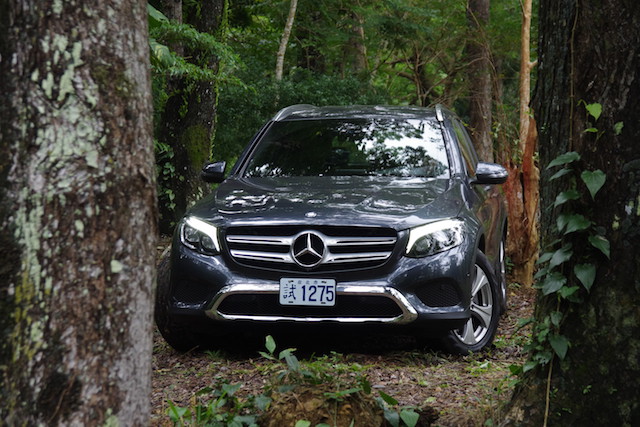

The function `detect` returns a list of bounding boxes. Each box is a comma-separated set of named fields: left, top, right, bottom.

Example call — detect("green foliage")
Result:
left=167, top=336, right=421, bottom=426
left=521, top=102, right=618, bottom=374
left=155, top=139, right=178, bottom=212
left=214, top=72, right=387, bottom=167
left=167, top=379, right=261, bottom=426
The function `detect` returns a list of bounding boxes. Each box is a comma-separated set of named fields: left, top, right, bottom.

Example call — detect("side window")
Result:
left=451, top=119, right=478, bottom=177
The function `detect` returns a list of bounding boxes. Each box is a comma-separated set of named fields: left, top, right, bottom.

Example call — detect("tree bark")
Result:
left=466, top=0, right=493, bottom=162
left=505, top=0, right=640, bottom=424
left=0, top=0, right=156, bottom=425
left=503, top=0, right=539, bottom=286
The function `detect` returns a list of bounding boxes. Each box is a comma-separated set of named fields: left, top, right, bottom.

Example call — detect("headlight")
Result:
left=180, top=216, right=220, bottom=254
left=406, top=219, right=464, bottom=258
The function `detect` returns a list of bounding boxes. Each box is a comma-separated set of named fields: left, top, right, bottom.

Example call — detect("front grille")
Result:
left=225, top=225, right=397, bottom=272
left=217, top=294, right=403, bottom=319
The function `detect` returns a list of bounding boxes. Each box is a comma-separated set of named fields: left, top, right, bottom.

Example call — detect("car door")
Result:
left=450, top=118, right=502, bottom=261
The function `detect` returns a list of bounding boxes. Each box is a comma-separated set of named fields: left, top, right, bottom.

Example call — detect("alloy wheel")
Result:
left=454, top=264, right=494, bottom=345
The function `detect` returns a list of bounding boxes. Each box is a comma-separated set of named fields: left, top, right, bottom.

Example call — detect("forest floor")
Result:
left=151, top=240, right=535, bottom=426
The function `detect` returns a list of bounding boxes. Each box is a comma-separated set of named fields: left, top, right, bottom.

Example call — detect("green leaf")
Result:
left=583, top=127, right=598, bottom=133
left=559, top=286, right=580, bottom=299
left=378, top=390, right=399, bottom=406
left=614, top=121, right=624, bottom=135
left=400, top=409, right=420, bottom=427
left=509, top=364, right=523, bottom=375
left=554, top=189, right=580, bottom=208
left=574, top=263, right=596, bottom=291
left=167, top=401, right=189, bottom=422
left=221, top=383, right=241, bottom=397
left=149, top=38, right=175, bottom=67
left=265, top=335, right=276, bottom=355
left=523, top=360, right=538, bottom=373
left=383, top=410, right=400, bottom=427
left=547, top=152, right=581, bottom=169
left=280, top=349, right=300, bottom=371
left=589, top=235, right=610, bottom=258
left=537, top=251, right=553, bottom=265
left=550, top=245, right=573, bottom=268
left=563, top=214, right=592, bottom=234
left=361, top=378, right=372, bottom=394
left=556, top=214, right=570, bottom=233
left=549, top=334, right=569, bottom=360
left=254, top=394, right=272, bottom=411
left=550, top=311, right=563, bottom=327
left=581, top=170, right=606, bottom=199
left=295, top=421, right=311, bottom=427
left=550, top=168, right=573, bottom=181
left=542, top=272, right=567, bottom=295
left=585, top=102, right=602, bottom=120
left=148, top=4, right=168, bottom=29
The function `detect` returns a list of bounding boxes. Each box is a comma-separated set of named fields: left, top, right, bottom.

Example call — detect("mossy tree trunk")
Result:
left=0, top=0, right=156, bottom=425
left=158, top=0, right=228, bottom=233
left=505, top=0, right=640, bottom=424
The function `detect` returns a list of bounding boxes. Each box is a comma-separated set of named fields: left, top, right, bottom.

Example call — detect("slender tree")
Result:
left=276, top=0, right=299, bottom=81
left=502, top=0, right=539, bottom=285
left=466, top=0, right=493, bottom=162
left=506, top=0, right=640, bottom=424
left=0, top=0, right=156, bottom=424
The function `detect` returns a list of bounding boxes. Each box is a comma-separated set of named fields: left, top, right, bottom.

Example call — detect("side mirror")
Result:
left=201, top=161, right=226, bottom=183
left=473, top=162, right=508, bottom=185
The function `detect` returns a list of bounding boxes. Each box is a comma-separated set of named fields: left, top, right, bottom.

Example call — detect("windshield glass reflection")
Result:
left=244, top=118, right=449, bottom=178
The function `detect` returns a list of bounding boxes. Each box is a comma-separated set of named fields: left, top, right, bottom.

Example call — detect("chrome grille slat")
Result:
left=325, top=237, right=398, bottom=246
left=225, top=226, right=397, bottom=271
left=226, top=236, right=294, bottom=245
left=325, top=252, right=392, bottom=263
left=230, top=250, right=294, bottom=263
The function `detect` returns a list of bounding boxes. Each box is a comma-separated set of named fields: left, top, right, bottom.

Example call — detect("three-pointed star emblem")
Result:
left=292, top=231, right=326, bottom=268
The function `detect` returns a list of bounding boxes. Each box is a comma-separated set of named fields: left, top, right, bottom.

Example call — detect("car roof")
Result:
left=272, top=104, right=443, bottom=122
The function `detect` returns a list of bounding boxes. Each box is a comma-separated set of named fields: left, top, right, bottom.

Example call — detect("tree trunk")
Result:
left=503, top=0, right=539, bottom=286
left=0, top=0, right=156, bottom=425
left=275, top=0, right=299, bottom=81
left=162, top=0, right=183, bottom=55
left=157, top=0, right=228, bottom=233
left=348, top=6, right=369, bottom=74
left=466, top=0, right=493, bottom=162
left=505, top=0, right=640, bottom=424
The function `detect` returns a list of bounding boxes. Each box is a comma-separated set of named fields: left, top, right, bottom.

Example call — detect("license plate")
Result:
left=279, top=278, right=336, bottom=306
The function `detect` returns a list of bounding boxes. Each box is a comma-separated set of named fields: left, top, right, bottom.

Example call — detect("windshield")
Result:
left=243, top=118, right=450, bottom=178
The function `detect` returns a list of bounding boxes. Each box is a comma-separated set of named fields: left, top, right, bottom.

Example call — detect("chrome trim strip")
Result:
left=325, top=252, right=392, bottom=263
left=229, top=250, right=393, bottom=264
left=226, top=236, right=294, bottom=245
left=325, top=236, right=397, bottom=246
left=226, top=234, right=396, bottom=247
left=230, top=250, right=295, bottom=263
left=205, top=283, right=418, bottom=324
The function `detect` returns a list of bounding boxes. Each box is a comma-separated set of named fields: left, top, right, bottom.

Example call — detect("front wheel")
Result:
left=440, top=250, right=500, bottom=354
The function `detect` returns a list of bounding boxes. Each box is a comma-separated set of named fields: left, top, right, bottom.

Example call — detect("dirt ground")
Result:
left=151, top=241, right=536, bottom=426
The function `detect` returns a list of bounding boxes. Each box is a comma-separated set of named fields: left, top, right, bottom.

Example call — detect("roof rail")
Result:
left=272, top=104, right=316, bottom=121
left=435, top=104, right=445, bottom=122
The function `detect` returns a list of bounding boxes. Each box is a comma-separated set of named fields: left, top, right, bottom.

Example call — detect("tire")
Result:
left=154, top=251, right=201, bottom=352
left=440, top=250, right=500, bottom=355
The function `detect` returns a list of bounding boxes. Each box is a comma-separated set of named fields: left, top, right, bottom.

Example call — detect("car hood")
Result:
left=188, top=176, right=464, bottom=231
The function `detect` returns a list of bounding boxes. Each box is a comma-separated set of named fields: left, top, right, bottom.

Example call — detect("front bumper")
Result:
left=167, top=232, right=476, bottom=334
